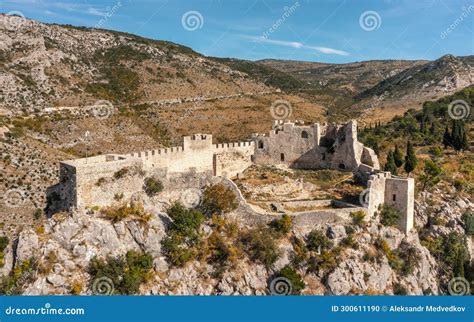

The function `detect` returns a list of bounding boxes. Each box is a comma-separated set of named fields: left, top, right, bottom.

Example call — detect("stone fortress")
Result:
left=54, top=120, right=414, bottom=234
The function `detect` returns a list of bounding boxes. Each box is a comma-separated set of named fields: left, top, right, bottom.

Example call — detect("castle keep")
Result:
left=55, top=120, right=414, bottom=234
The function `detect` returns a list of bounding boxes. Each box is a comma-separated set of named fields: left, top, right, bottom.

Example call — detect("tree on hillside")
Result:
left=404, top=141, right=418, bottom=175
left=384, top=150, right=398, bottom=175
left=442, top=125, right=451, bottom=148
left=451, top=120, right=469, bottom=152
left=393, top=145, right=404, bottom=168
left=420, top=159, right=442, bottom=191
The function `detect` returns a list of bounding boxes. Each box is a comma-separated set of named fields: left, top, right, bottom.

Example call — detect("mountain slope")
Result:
left=0, top=15, right=273, bottom=115
left=258, top=58, right=427, bottom=97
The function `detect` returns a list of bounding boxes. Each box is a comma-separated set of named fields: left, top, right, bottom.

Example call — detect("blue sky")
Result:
left=1, top=0, right=473, bottom=63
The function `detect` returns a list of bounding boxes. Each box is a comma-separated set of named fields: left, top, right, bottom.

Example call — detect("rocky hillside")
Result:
left=1, top=169, right=472, bottom=296
left=258, top=55, right=473, bottom=121
left=258, top=58, right=427, bottom=97
left=0, top=15, right=275, bottom=115
left=355, top=55, right=474, bottom=115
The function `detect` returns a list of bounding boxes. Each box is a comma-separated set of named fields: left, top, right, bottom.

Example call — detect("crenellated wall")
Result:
left=57, top=135, right=255, bottom=209
left=55, top=120, right=413, bottom=235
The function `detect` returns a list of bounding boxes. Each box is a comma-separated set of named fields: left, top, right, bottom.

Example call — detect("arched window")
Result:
left=301, top=131, right=308, bottom=138
left=258, top=141, right=264, bottom=149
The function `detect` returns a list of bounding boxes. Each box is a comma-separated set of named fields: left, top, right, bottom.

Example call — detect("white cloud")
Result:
left=243, top=35, right=350, bottom=56
left=308, top=46, right=350, bottom=56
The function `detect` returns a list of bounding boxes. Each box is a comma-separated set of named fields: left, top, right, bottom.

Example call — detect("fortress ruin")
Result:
left=53, top=120, right=414, bottom=234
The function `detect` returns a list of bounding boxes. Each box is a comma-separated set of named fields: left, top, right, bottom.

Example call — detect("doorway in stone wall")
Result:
left=280, top=153, right=285, bottom=162
left=212, top=154, right=217, bottom=176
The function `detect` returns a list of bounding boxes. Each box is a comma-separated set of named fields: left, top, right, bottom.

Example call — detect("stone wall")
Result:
left=125, top=134, right=254, bottom=176
left=57, top=135, right=254, bottom=210
left=60, top=154, right=142, bottom=209
left=366, top=172, right=414, bottom=234
left=54, top=121, right=413, bottom=236
left=385, top=177, right=415, bottom=234
left=252, top=120, right=379, bottom=172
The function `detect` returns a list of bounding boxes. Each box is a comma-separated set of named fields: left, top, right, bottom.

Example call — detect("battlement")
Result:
left=56, top=120, right=413, bottom=234
left=213, top=141, right=254, bottom=149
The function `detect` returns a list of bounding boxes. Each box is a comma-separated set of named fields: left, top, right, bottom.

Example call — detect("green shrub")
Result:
left=33, top=208, right=43, bottom=220
left=0, top=258, right=38, bottom=295
left=205, top=231, right=239, bottom=276
left=143, top=177, right=163, bottom=196
left=462, top=212, right=474, bottom=235
left=113, top=167, right=129, bottom=180
left=0, top=237, right=8, bottom=252
left=379, top=204, right=401, bottom=227
left=161, top=203, right=205, bottom=267
left=340, top=235, right=359, bottom=250
left=201, top=184, right=238, bottom=215
left=276, top=265, right=305, bottom=295
left=305, top=229, right=331, bottom=252
left=269, top=214, right=293, bottom=236
left=88, top=251, right=153, bottom=295
left=101, top=204, right=151, bottom=223
left=95, top=177, right=106, bottom=186
left=240, top=226, right=280, bottom=268
left=167, top=203, right=205, bottom=242
left=393, top=283, right=408, bottom=295
left=0, top=236, right=8, bottom=268
left=453, top=179, right=466, bottom=191
left=161, top=233, right=197, bottom=267
left=395, top=243, right=421, bottom=275
left=350, top=210, right=366, bottom=227
left=308, top=248, right=340, bottom=273
left=290, top=237, right=309, bottom=269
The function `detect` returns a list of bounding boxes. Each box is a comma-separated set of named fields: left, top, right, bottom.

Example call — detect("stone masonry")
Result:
left=53, top=120, right=414, bottom=234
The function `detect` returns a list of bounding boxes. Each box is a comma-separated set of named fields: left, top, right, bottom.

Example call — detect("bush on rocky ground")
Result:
left=101, top=204, right=151, bottom=223
left=275, top=265, right=305, bottom=295
left=0, top=258, right=38, bottom=295
left=88, top=251, right=153, bottom=295
left=161, top=203, right=205, bottom=267
left=269, top=214, right=293, bottom=237
left=0, top=236, right=9, bottom=268
left=143, top=176, right=163, bottom=196
left=239, top=226, right=280, bottom=269
left=379, top=204, right=401, bottom=227
left=201, top=183, right=238, bottom=215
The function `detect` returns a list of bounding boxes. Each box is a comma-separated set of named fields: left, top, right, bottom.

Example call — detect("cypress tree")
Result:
left=404, top=141, right=418, bottom=175
left=393, top=145, right=404, bottom=168
left=442, top=125, right=451, bottom=148
left=430, top=122, right=436, bottom=136
left=384, top=150, right=398, bottom=175
left=461, top=125, right=469, bottom=151
left=452, top=120, right=469, bottom=151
